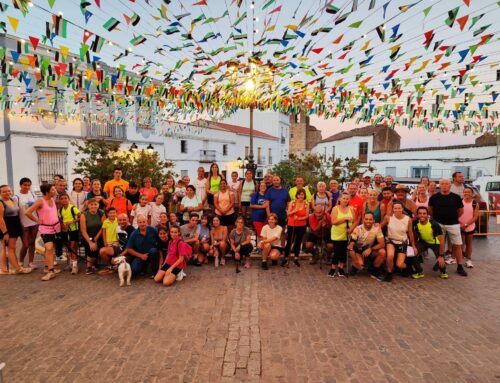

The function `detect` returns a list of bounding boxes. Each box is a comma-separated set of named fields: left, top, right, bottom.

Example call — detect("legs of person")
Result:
left=395, top=251, right=407, bottom=272
left=148, top=248, right=159, bottom=277
left=373, top=248, right=386, bottom=269
left=44, top=240, right=55, bottom=270
left=336, top=240, right=347, bottom=270
left=446, top=224, right=464, bottom=267
left=292, top=226, right=306, bottom=259
left=350, top=250, right=364, bottom=270
left=6, top=237, right=22, bottom=270
left=283, top=226, right=294, bottom=259
left=154, top=269, right=166, bottom=283
left=463, top=233, right=473, bottom=261
left=261, top=242, right=271, bottom=262
left=69, top=240, right=78, bottom=262
left=162, top=271, right=177, bottom=286
left=20, top=228, right=31, bottom=265
left=99, top=246, right=114, bottom=266
left=0, top=240, right=7, bottom=272
left=131, top=257, right=146, bottom=276
left=386, top=243, right=395, bottom=273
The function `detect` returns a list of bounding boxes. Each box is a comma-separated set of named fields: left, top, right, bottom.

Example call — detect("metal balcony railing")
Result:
left=200, top=150, right=216, bottom=163
left=85, top=121, right=127, bottom=140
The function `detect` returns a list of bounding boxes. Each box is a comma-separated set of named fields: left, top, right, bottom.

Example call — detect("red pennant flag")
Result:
left=192, top=0, right=207, bottom=4
left=95, top=0, right=100, bottom=7
left=29, top=36, right=39, bottom=50
left=311, top=48, right=323, bottom=54
left=268, top=5, right=282, bottom=14
left=338, top=51, right=348, bottom=59
left=83, top=30, right=93, bottom=44
left=463, top=0, right=470, bottom=6
left=423, top=30, right=434, bottom=46
left=456, top=15, right=468, bottom=31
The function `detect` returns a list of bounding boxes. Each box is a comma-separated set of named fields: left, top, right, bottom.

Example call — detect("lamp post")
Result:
left=237, top=156, right=249, bottom=178
left=247, top=106, right=257, bottom=174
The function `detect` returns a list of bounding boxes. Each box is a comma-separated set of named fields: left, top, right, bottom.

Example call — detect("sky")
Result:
left=2, top=0, right=499, bottom=143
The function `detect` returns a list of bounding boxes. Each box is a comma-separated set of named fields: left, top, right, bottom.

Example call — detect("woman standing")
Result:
left=179, top=185, right=203, bottom=223
left=250, top=182, right=268, bottom=247
left=82, top=176, right=92, bottom=193
left=106, top=186, right=133, bottom=217
left=0, top=185, right=32, bottom=274
left=214, top=179, right=235, bottom=231
left=229, top=216, right=253, bottom=273
left=414, top=184, right=429, bottom=208
left=206, top=163, right=223, bottom=212
left=384, top=201, right=417, bottom=282
left=329, top=193, right=355, bottom=277
left=239, top=170, right=256, bottom=221
left=139, top=177, right=158, bottom=203
left=282, top=189, right=308, bottom=267
left=459, top=187, right=479, bottom=268
left=362, top=189, right=385, bottom=224
left=80, top=198, right=105, bottom=274
left=85, top=179, right=108, bottom=211
left=311, top=181, right=332, bottom=213
left=70, top=178, right=87, bottom=211
left=210, top=215, right=228, bottom=267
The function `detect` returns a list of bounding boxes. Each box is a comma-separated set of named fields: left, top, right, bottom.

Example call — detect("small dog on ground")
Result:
left=114, top=256, right=131, bottom=287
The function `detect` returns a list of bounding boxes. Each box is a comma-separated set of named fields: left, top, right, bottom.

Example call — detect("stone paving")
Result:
left=1, top=236, right=500, bottom=383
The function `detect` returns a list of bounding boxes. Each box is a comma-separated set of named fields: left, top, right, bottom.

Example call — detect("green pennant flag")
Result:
left=423, top=5, right=432, bottom=17
left=233, top=11, right=246, bottom=26
left=262, top=0, right=276, bottom=10
left=444, top=7, right=460, bottom=28
left=0, top=2, right=9, bottom=12
left=47, top=0, right=56, bottom=8
left=348, top=20, right=363, bottom=28
left=468, top=14, right=484, bottom=30
left=103, top=17, right=120, bottom=31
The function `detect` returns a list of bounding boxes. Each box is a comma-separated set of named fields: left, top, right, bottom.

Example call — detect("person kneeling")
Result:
left=154, top=225, right=191, bottom=286
left=229, top=216, right=253, bottom=273
left=348, top=212, right=386, bottom=278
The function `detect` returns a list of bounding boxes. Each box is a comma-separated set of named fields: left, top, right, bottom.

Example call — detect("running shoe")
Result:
left=71, top=262, right=78, bottom=275
left=445, top=257, right=457, bottom=265
left=337, top=268, right=346, bottom=277
left=457, top=267, right=468, bottom=277
left=411, top=272, right=425, bottom=279
left=327, top=269, right=335, bottom=278
left=28, top=262, right=38, bottom=270
left=439, top=272, right=449, bottom=279
left=220, top=256, right=226, bottom=266
left=465, top=259, right=474, bottom=268
left=293, top=259, right=301, bottom=267
left=280, top=259, right=288, bottom=267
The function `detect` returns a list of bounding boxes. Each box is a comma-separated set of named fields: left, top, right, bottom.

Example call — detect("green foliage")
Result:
left=270, top=153, right=361, bottom=190
left=71, top=139, right=176, bottom=187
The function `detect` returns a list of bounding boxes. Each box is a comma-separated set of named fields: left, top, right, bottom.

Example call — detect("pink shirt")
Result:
left=459, top=200, right=475, bottom=232
left=38, top=198, right=61, bottom=234
left=165, top=239, right=190, bottom=269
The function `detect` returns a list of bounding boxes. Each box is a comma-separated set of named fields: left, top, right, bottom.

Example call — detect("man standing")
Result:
left=289, top=176, right=312, bottom=202
left=265, top=176, right=291, bottom=235
left=361, top=174, right=372, bottom=190
left=450, top=171, right=465, bottom=198
left=126, top=215, right=159, bottom=277
left=329, top=179, right=340, bottom=207
left=104, top=168, right=129, bottom=196
left=428, top=179, right=467, bottom=276
left=386, top=184, right=417, bottom=218
left=346, top=183, right=363, bottom=223
left=373, top=174, right=383, bottom=195
left=384, top=176, right=395, bottom=191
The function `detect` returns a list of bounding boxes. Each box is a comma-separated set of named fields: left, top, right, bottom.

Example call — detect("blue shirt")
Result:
left=250, top=192, right=267, bottom=223
left=127, top=226, right=158, bottom=253
left=264, top=187, right=291, bottom=221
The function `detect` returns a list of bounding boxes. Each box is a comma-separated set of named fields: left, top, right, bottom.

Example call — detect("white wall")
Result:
left=312, top=135, right=374, bottom=166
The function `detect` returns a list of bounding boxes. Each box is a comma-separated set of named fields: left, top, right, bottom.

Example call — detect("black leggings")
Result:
left=230, top=243, right=253, bottom=258
left=284, top=225, right=306, bottom=258
left=332, top=240, right=348, bottom=265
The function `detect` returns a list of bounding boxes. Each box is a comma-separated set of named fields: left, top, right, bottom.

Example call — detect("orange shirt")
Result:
left=103, top=179, right=129, bottom=196
left=106, top=197, right=133, bottom=216
left=139, top=187, right=159, bottom=203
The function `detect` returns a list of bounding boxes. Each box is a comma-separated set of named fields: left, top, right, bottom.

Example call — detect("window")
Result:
left=245, top=146, right=249, bottom=157
left=268, top=148, right=272, bottom=165
left=223, top=144, right=228, bottom=156
left=180, top=140, right=187, bottom=153
left=36, top=147, right=67, bottom=185
left=331, top=145, right=336, bottom=160
left=385, top=167, right=396, bottom=177
left=485, top=182, right=500, bottom=192
left=257, top=147, right=262, bottom=164
left=411, top=167, right=430, bottom=178
left=358, top=142, right=368, bottom=163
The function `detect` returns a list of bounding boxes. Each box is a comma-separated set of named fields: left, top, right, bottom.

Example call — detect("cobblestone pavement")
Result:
left=1, top=237, right=500, bottom=383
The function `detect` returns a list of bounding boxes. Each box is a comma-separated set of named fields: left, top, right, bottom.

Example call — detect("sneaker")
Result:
left=465, top=259, right=474, bottom=268
left=280, top=259, right=288, bottom=267
left=327, top=269, right=335, bottom=278
left=28, top=262, right=38, bottom=270
left=439, top=272, right=449, bottom=279
left=220, top=256, right=226, bottom=266
left=176, top=271, right=185, bottom=281
left=382, top=273, right=393, bottom=282
left=293, top=259, right=301, bottom=267
left=271, top=260, right=278, bottom=266
left=41, top=271, right=57, bottom=281
left=85, top=267, right=94, bottom=275
left=214, top=255, right=219, bottom=268
left=71, top=262, right=78, bottom=275
left=411, top=272, right=425, bottom=279
left=261, top=261, right=268, bottom=270
left=445, top=257, right=457, bottom=265
left=56, top=255, right=67, bottom=262
left=12, top=267, right=33, bottom=274
left=457, top=266, right=468, bottom=277
left=337, top=268, right=346, bottom=277
left=180, top=270, right=187, bottom=278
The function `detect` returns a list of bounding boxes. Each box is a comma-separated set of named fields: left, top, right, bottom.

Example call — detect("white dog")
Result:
left=114, top=256, right=131, bottom=287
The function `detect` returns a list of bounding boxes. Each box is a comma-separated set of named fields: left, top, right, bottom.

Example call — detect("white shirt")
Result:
left=16, top=191, right=38, bottom=227
left=149, top=203, right=166, bottom=227
left=228, top=180, right=241, bottom=205
left=260, top=224, right=283, bottom=247
left=193, top=177, right=207, bottom=204
left=131, top=204, right=152, bottom=228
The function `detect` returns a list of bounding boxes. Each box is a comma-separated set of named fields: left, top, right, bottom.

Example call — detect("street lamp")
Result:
left=146, top=143, right=154, bottom=153
left=237, top=156, right=249, bottom=178
left=130, top=143, right=138, bottom=151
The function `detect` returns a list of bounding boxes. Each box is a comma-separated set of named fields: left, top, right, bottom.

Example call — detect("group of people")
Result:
left=0, top=164, right=478, bottom=284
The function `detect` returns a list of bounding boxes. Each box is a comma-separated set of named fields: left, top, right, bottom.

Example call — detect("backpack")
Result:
left=175, top=239, right=193, bottom=260
left=58, top=205, right=80, bottom=230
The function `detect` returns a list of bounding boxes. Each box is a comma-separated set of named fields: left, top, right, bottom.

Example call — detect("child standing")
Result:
left=57, top=193, right=81, bottom=275
left=150, top=194, right=166, bottom=227
left=99, top=207, right=119, bottom=274
left=131, top=194, right=152, bottom=228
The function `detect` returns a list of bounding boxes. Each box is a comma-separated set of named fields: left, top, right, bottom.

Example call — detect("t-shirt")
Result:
left=198, top=224, right=210, bottom=241
left=193, top=177, right=207, bottom=204
left=165, top=239, right=189, bottom=269
left=58, top=204, right=80, bottom=231
left=351, top=224, right=383, bottom=248
left=139, top=187, right=158, bottom=203
left=250, top=192, right=267, bottom=222
left=102, top=218, right=118, bottom=244
left=149, top=203, right=167, bottom=227
left=428, top=192, right=464, bottom=225
left=450, top=184, right=465, bottom=198
left=228, top=180, right=241, bottom=205
left=264, top=187, right=291, bottom=221
left=417, top=221, right=441, bottom=245
left=330, top=191, right=340, bottom=207
left=260, top=224, right=282, bottom=246
left=17, top=191, right=37, bottom=227
left=308, top=213, right=332, bottom=236
left=180, top=224, right=200, bottom=242
left=348, top=195, right=364, bottom=218
left=83, top=210, right=104, bottom=239
left=126, top=191, right=140, bottom=205
left=106, top=197, right=133, bottom=216
left=289, top=186, right=312, bottom=202
left=86, top=190, right=109, bottom=210
left=103, top=179, right=129, bottom=196
left=181, top=195, right=201, bottom=221
left=229, top=227, right=251, bottom=246
left=131, top=204, right=152, bottom=228
left=117, top=225, right=134, bottom=250
left=127, top=226, right=158, bottom=253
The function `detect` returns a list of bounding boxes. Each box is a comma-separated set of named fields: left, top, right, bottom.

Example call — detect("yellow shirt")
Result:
left=102, top=218, right=118, bottom=244
left=331, top=207, right=353, bottom=241
left=58, top=204, right=80, bottom=231
left=103, top=179, right=129, bottom=196
left=417, top=221, right=440, bottom=245
left=289, top=186, right=312, bottom=202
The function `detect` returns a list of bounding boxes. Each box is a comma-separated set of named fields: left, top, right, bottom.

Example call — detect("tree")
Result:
left=71, top=139, right=176, bottom=187
left=270, top=153, right=361, bottom=191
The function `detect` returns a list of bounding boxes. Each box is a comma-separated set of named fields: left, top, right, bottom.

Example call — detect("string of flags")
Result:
left=0, top=0, right=498, bottom=135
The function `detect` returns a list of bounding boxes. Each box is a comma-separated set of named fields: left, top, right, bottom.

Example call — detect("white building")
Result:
left=312, top=125, right=497, bottom=181
left=0, top=34, right=287, bottom=187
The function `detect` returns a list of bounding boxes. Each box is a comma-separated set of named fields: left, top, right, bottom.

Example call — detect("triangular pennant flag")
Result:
left=399, top=3, right=417, bottom=12
left=47, top=0, right=56, bottom=7
left=383, top=1, right=391, bottom=18
left=445, top=7, right=460, bottom=28
left=456, top=15, right=468, bottom=31
left=10, top=50, right=20, bottom=63
left=376, top=24, right=385, bottom=42
left=29, top=36, right=39, bottom=50
left=423, top=5, right=432, bottom=17
left=469, top=14, right=483, bottom=30
left=268, top=5, right=282, bottom=14
left=369, top=0, right=376, bottom=10
left=348, top=20, right=363, bottom=28
left=84, top=10, right=93, bottom=24
left=7, top=16, right=19, bottom=32
left=463, top=0, right=470, bottom=6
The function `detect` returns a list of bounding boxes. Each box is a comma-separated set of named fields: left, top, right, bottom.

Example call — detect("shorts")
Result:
left=253, top=221, right=265, bottom=237
left=41, top=233, right=59, bottom=244
left=207, top=194, right=214, bottom=206
left=241, top=201, right=250, bottom=207
left=83, top=239, right=103, bottom=258
left=387, top=239, right=408, bottom=254
left=305, top=232, right=332, bottom=244
left=112, top=245, right=123, bottom=257
left=416, top=241, right=440, bottom=257
left=4, top=216, right=23, bottom=238
left=461, top=229, right=475, bottom=236
left=271, top=245, right=283, bottom=252
left=23, top=225, right=39, bottom=235
left=438, top=223, right=463, bottom=246
left=218, top=213, right=235, bottom=227
left=277, top=218, right=287, bottom=229
left=60, top=230, right=80, bottom=243
left=160, top=263, right=181, bottom=275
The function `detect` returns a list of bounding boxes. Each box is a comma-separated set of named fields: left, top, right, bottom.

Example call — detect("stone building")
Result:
left=289, top=111, right=322, bottom=154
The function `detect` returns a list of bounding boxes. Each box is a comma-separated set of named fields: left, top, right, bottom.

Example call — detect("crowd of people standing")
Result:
left=0, top=164, right=478, bottom=284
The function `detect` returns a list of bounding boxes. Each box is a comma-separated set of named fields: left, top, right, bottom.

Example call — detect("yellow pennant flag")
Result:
left=265, top=25, right=276, bottom=32
left=360, top=39, right=372, bottom=51
left=86, top=69, right=94, bottom=81
left=7, top=16, right=19, bottom=32
left=284, top=24, right=298, bottom=31
left=60, top=45, right=69, bottom=60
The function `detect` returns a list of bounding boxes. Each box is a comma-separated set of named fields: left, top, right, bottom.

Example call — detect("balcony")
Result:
left=200, top=150, right=216, bottom=163
left=85, top=121, right=126, bottom=140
